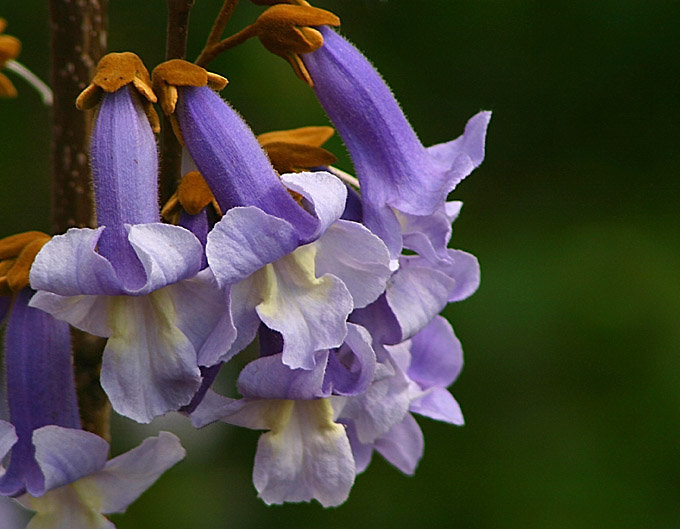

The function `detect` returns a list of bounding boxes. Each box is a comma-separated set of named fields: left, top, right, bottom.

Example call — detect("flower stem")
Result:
left=159, top=0, right=195, bottom=207
left=4, top=60, right=53, bottom=106
left=48, top=0, right=107, bottom=234
left=205, top=0, right=240, bottom=47
left=195, top=23, right=259, bottom=68
left=49, top=0, right=110, bottom=440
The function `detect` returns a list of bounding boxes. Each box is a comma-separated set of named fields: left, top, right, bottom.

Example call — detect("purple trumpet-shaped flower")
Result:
left=177, top=86, right=320, bottom=243
left=15, top=430, right=185, bottom=529
left=191, top=323, right=377, bottom=506
left=302, top=26, right=490, bottom=258
left=0, top=288, right=81, bottom=497
left=0, top=289, right=185, bottom=529
left=340, top=316, right=465, bottom=475
left=171, top=82, right=391, bottom=370
left=29, top=84, right=233, bottom=423
left=300, top=26, right=486, bottom=343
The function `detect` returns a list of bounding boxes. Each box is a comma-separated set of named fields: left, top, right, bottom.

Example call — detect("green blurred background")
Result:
left=2, top=1, right=680, bottom=527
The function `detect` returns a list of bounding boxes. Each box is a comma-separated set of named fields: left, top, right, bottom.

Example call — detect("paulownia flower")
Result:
left=191, top=323, right=377, bottom=506
left=14, top=431, right=184, bottom=529
left=253, top=12, right=486, bottom=341
left=300, top=26, right=490, bottom=257
left=30, top=54, right=233, bottom=423
left=0, top=288, right=185, bottom=529
left=339, top=316, right=465, bottom=475
left=153, top=60, right=391, bottom=370
left=287, top=24, right=487, bottom=342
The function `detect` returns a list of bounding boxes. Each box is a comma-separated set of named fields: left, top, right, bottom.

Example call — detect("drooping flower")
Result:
left=302, top=26, right=485, bottom=342
left=0, top=288, right=185, bottom=529
left=253, top=12, right=487, bottom=342
left=191, top=323, right=377, bottom=506
left=29, top=53, right=233, bottom=423
left=300, top=25, right=490, bottom=256
left=338, top=316, right=465, bottom=475
left=14, top=430, right=185, bottom=529
left=0, top=287, right=82, bottom=497
left=152, top=60, right=391, bottom=370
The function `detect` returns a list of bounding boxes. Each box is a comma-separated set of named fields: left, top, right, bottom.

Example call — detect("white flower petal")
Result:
left=100, top=290, right=201, bottom=423
left=313, top=220, right=391, bottom=308
left=253, top=244, right=352, bottom=370
left=253, top=399, right=355, bottom=507
left=76, top=432, right=185, bottom=514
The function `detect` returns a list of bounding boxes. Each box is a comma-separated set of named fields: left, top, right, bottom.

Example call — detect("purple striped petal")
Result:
left=0, top=421, right=17, bottom=463
left=334, top=352, right=411, bottom=444
left=410, top=388, right=464, bottom=425
left=30, top=224, right=203, bottom=297
left=163, top=269, right=235, bottom=367
left=279, top=171, right=346, bottom=243
left=252, top=244, right=353, bottom=370
left=206, top=206, right=299, bottom=287
left=17, top=489, right=115, bottom=529
left=399, top=201, right=462, bottom=263
left=32, top=426, right=109, bottom=493
left=90, top=87, right=159, bottom=284
left=322, top=323, right=376, bottom=397
left=0, top=288, right=80, bottom=497
left=427, top=110, right=491, bottom=168
left=176, top=85, right=318, bottom=240
left=251, top=399, right=355, bottom=507
left=343, top=421, right=373, bottom=474
left=237, top=352, right=329, bottom=400
left=302, top=27, right=490, bottom=257
left=443, top=249, right=481, bottom=302
left=189, top=391, right=246, bottom=429
left=385, top=258, right=456, bottom=341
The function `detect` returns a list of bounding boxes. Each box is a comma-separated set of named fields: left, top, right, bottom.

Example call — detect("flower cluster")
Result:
left=1, top=2, right=489, bottom=525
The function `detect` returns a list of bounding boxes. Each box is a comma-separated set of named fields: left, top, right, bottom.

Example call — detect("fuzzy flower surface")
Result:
left=154, top=67, right=392, bottom=370
left=29, top=69, right=232, bottom=423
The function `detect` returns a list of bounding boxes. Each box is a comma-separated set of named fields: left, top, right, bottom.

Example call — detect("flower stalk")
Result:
left=48, top=0, right=110, bottom=439
left=48, top=0, right=107, bottom=234
left=160, top=0, right=196, bottom=206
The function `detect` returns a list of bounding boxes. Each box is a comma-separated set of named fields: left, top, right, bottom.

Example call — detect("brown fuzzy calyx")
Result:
left=255, top=4, right=339, bottom=85
left=258, top=126, right=337, bottom=173
left=76, top=52, right=161, bottom=133
left=152, top=59, right=228, bottom=115
left=0, top=231, right=51, bottom=295
left=152, top=60, right=228, bottom=145
left=161, top=171, right=222, bottom=221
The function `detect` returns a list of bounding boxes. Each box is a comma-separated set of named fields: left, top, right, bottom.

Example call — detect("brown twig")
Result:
left=195, top=23, right=259, bottom=68
left=159, top=0, right=195, bottom=206
left=205, top=0, right=240, bottom=47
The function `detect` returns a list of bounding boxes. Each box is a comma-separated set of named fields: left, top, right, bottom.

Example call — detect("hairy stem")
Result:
left=160, top=0, right=195, bottom=207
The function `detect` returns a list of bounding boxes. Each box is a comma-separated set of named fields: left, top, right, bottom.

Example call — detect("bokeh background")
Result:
left=2, top=1, right=680, bottom=528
